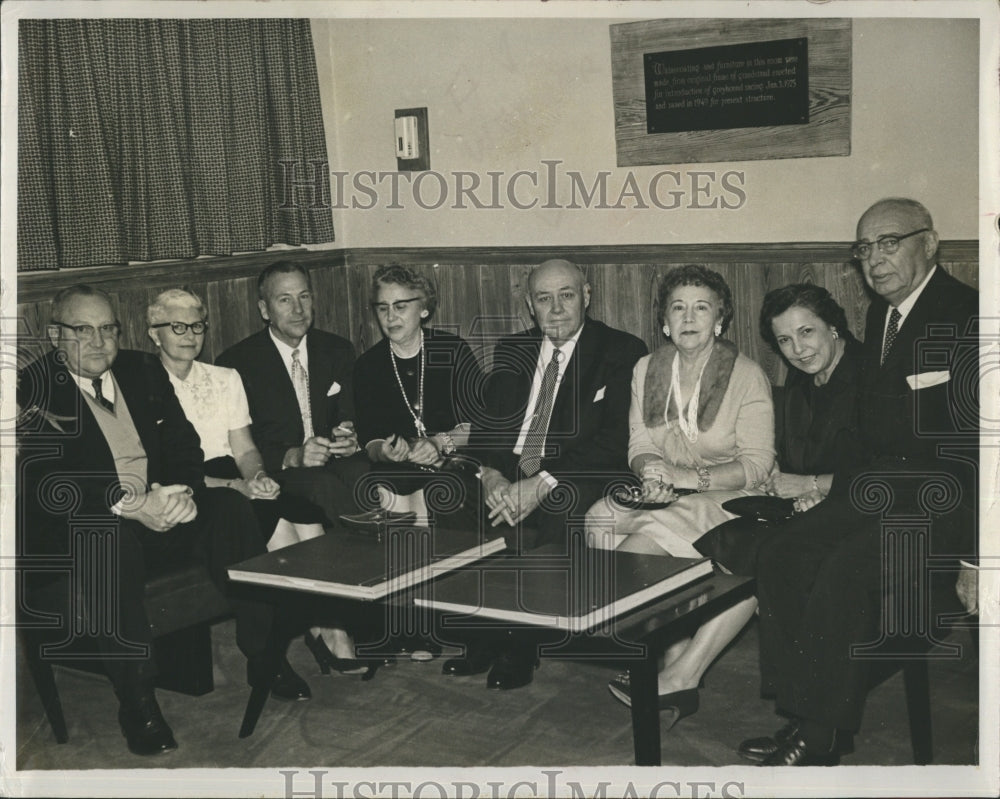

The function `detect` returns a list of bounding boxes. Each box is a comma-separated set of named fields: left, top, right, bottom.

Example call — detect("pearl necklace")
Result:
left=666, top=346, right=712, bottom=443
left=389, top=329, right=426, bottom=437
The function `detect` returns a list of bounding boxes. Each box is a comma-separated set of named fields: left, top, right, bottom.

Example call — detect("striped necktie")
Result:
left=91, top=377, right=114, bottom=413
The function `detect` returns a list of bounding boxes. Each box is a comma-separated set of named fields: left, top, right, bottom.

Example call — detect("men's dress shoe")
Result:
left=118, top=693, right=178, bottom=756
left=441, top=644, right=495, bottom=676
left=738, top=720, right=800, bottom=763
left=607, top=673, right=701, bottom=727
left=758, top=733, right=840, bottom=766
left=486, top=651, right=537, bottom=690
left=270, top=659, right=312, bottom=702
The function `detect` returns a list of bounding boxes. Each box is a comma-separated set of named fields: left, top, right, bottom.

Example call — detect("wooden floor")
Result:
left=16, top=617, right=979, bottom=773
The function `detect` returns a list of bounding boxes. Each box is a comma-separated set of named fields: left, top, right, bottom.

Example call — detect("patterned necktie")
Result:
left=291, top=348, right=314, bottom=440
left=519, top=348, right=562, bottom=477
left=881, top=307, right=902, bottom=365
left=91, top=377, right=114, bottom=413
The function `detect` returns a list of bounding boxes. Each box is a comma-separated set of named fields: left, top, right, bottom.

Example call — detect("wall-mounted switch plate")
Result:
left=395, top=107, right=430, bottom=172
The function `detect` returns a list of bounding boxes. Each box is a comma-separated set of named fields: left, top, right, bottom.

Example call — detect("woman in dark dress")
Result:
left=354, top=265, right=481, bottom=523
left=696, top=283, right=863, bottom=575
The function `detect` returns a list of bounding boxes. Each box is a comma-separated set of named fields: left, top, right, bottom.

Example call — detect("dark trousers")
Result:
left=49, top=487, right=272, bottom=692
left=278, top=452, right=371, bottom=526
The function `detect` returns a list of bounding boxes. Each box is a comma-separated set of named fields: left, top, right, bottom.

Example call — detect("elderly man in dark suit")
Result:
left=216, top=261, right=369, bottom=524
left=442, top=259, right=648, bottom=688
left=740, top=198, right=979, bottom=765
left=16, top=285, right=304, bottom=758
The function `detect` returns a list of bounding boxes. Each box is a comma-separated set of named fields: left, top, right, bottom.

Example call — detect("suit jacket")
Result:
left=471, top=318, right=648, bottom=482
left=857, top=266, right=978, bottom=465
left=17, top=349, right=204, bottom=557
left=216, top=327, right=357, bottom=474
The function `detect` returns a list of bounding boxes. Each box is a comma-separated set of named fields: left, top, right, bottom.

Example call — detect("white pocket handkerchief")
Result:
left=906, top=370, right=950, bottom=390
left=593, top=386, right=606, bottom=403
left=327, top=381, right=342, bottom=397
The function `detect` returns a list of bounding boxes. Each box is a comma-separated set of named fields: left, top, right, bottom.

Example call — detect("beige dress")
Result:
left=586, top=347, right=775, bottom=556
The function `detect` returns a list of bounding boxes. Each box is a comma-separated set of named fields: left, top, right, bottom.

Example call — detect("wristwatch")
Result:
left=696, top=466, right=711, bottom=492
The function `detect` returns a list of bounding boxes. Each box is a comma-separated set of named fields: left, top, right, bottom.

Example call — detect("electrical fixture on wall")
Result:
left=395, top=107, right=430, bottom=171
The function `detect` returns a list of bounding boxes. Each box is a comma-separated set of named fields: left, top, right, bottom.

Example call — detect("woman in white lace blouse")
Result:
left=147, top=289, right=371, bottom=676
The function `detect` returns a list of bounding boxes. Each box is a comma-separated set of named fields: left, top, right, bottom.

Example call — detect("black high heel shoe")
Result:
left=304, top=632, right=372, bottom=677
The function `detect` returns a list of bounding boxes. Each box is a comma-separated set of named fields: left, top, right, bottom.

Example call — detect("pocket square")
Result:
left=327, top=382, right=342, bottom=397
left=156, top=418, right=165, bottom=425
left=906, top=370, right=950, bottom=390
left=593, top=386, right=606, bottom=403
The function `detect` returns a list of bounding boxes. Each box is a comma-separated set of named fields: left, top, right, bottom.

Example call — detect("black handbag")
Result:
left=692, top=496, right=796, bottom=576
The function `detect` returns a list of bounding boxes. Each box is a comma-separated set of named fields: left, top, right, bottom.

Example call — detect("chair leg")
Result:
left=239, top=686, right=269, bottom=738
left=21, top=636, right=69, bottom=744
left=902, top=659, right=933, bottom=765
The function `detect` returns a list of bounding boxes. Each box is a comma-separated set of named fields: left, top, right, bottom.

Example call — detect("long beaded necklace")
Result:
left=666, top=344, right=712, bottom=443
left=389, top=329, right=427, bottom=437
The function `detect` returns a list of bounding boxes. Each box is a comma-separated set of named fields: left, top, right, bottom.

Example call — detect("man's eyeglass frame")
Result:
left=851, top=228, right=930, bottom=261
left=52, top=321, right=122, bottom=339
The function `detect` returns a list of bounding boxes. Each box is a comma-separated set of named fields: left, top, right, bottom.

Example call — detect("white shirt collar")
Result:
left=69, top=368, right=115, bottom=402
left=269, top=327, right=308, bottom=374
left=540, top=322, right=584, bottom=371
left=891, top=264, right=937, bottom=324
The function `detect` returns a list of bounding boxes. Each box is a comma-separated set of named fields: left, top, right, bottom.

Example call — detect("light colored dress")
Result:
left=165, top=359, right=251, bottom=459
left=586, top=347, right=775, bottom=556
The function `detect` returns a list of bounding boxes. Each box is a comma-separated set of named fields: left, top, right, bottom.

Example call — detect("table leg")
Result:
left=629, top=654, right=661, bottom=766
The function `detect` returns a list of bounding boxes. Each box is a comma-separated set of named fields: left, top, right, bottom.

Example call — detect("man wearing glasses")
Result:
left=740, top=198, right=979, bottom=765
left=217, top=261, right=368, bottom=527
left=17, top=285, right=279, bottom=756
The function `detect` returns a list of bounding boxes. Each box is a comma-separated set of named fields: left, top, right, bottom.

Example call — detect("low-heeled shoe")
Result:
left=607, top=673, right=700, bottom=729
left=758, top=733, right=840, bottom=766
left=118, top=693, right=178, bottom=756
left=270, top=659, right=312, bottom=701
left=738, top=720, right=800, bottom=762
left=442, top=645, right=495, bottom=676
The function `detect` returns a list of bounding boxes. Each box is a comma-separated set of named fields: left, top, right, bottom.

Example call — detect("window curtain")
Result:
left=17, top=19, right=334, bottom=272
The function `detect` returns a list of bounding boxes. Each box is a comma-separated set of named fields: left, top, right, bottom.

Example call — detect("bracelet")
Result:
left=695, top=466, right=711, bottom=492
left=437, top=433, right=456, bottom=455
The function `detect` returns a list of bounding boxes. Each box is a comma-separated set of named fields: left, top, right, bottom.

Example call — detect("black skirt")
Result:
left=204, top=456, right=326, bottom=540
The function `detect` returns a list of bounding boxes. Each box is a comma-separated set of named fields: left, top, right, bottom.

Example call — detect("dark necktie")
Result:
left=519, top=348, right=562, bottom=477
left=91, top=377, right=114, bottom=413
left=881, top=307, right=902, bottom=365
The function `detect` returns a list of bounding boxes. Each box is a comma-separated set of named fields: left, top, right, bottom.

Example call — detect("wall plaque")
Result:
left=644, top=38, right=809, bottom=134
left=611, top=18, right=851, bottom=166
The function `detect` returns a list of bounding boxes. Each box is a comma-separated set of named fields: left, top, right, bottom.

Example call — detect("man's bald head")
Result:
left=526, top=259, right=591, bottom=345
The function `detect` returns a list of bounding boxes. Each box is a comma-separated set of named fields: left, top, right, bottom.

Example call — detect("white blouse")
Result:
left=166, top=360, right=252, bottom=461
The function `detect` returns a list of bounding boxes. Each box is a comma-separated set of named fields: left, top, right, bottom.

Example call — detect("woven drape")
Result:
left=17, top=19, right=334, bottom=272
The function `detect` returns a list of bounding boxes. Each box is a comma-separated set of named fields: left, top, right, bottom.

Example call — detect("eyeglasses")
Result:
left=851, top=228, right=929, bottom=260
left=372, top=297, right=422, bottom=315
left=150, top=321, right=209, bottom=335
left=53, top=321, right=121, bottom=340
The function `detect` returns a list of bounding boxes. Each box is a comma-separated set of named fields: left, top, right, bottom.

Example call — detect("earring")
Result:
left=832, top=329, right=839, bottom=339
left=663, top=325, right=671, bottom=337
left=420, top=310, right=429, bottom=318
left=714, top=323, right=722, bottom=337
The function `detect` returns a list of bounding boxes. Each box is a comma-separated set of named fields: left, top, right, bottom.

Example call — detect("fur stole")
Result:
left=642, top=338, right=738, bottom=430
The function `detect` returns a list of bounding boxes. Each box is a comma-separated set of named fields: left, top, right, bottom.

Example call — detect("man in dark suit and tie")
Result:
left=442, top=259, right=648, bottom=688
left=17, top=285, right=302, bottom=758
left=740, top=198, right=979, bottom=765
left=216, top=261, right=369, bottom=525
